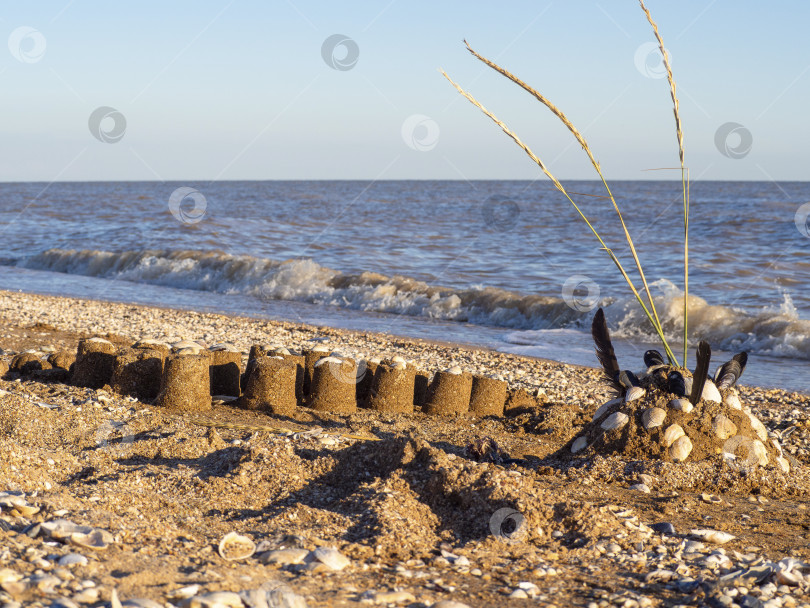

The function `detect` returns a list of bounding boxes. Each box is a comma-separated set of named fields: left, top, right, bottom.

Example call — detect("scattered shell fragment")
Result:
left=690, top=529, right=735, bottom=544
left=669, top=435, right=693, bottom=462
left=712, top=414, right=737, bottom=440
left=777, top=456, right=791, bottom=474
left=601, top=412, right=629, bottom=431
left=70, top=528, right=114, bottom=551
left=662, top=424, right=685, bottom=447
left=182, top=591, right=244, bottom=608
left=642, top=407, right=666, bottom=430
left=258, top=548, right=309, bottom=565
left=624, top=386, right=645, bottom=403
left=570, top=436, right=588, bottom=454
left=668, top=398, right=693, bottom=413
left=218, top=532, right=256, bottom=561
left=751, top=439, right=769, bottom=466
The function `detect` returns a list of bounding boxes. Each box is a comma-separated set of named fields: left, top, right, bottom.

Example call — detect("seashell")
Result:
left=445, top=365, right=462, bottom=375
left=777, top=456, right=790, bottom=474
left=668, top=398, right=693, bottom=413
left=751, top=439, right=769, bottom=467
left=368, top=357, right=382, bottom=365
left=314, top=356, right=343, bottom=367
left=306, top=546, right=350, bottom=571
left=258, top=548, right=309, bottom=565
left=312, top=345, right=329, bottom=353
left=209, top=343, right=238, bottom=352
left=40, top=518, right=92, bottom=540
left=701, top=379, right=722, bottom=404
left=391, top=355, right=406, bottom=364
left=662, top=424, right=685, bottom=447
left=771, top=437, right=783, bottom=458
left=683, top=376, right=693, bottom=396
left=175, top=347, right=202, bottom=356
left=690, top=529, right=735, bottom=544
left=601, top=412, right=629, bottom=431
left=87, top=337, right=113, bottom=345
left=184, top=591, right=244, bottom=608
left=724, top=389, right=742, bottom=410
left=70, top=528, right=114, bottom=551
left=712, top=414, right=737, bottom=440
left=218, top=532, right=255, bottom=561
left=570, top=436, right=588, bottom=454
left=392, top=360, right=407, bottom=370
left=593, top=398, right=622, bottom=422
left=642, top=407, right=666, bottom=430
left=57, top=553, right=88, bottom=566
left=669, top=435, right=693, bottom=462
left=167, top=585, right=201, bottom=600
left=624, top=386, right=646, bottom=403
left=272, top=347, right=291, bottom=356
left=747, top=413, right=768, bottom=442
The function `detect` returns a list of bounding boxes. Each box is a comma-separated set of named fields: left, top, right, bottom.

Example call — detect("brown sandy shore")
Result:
left=0, top=289, right=809, bottom=608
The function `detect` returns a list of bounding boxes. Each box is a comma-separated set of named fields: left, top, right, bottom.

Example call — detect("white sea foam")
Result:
left=18, top=248, right=810, bottom=361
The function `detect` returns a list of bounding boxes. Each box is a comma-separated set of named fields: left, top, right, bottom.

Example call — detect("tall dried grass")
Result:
left=443, top=0, right=689, bottom=365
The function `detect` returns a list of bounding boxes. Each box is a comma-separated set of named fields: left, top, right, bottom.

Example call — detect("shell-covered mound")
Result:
left=569, top=365, right=791, bottom=474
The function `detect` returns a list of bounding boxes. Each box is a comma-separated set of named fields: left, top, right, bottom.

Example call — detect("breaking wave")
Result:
left=13, top=248, right=810, bottom=360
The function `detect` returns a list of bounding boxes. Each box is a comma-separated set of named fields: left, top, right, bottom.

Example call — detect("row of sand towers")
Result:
left=55, top=337, right=512, bottom=417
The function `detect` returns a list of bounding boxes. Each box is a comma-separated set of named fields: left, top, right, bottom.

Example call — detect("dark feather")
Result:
left=643, top=349, right=665, bottom=368
left=667, top=371, right=686, bottom=397
left=591, top=308, right=621, bottom=394
left=714, top=351, right=748, bottom=390
left=617, top=370, right=640, bottom=390
left=690, top=340, right=712, bottom=405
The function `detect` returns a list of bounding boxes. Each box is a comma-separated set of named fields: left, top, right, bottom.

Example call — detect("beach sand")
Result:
left=0, top=289, right=809, bottom=607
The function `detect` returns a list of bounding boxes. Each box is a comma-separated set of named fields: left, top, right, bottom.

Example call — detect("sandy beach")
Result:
left=0, top=289, right=809, bottom=608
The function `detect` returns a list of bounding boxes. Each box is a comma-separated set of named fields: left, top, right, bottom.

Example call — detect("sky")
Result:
left=1, top=1, right=809, bottom=182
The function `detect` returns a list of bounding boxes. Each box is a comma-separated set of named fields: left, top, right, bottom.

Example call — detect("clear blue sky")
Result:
left=1, top=1, right=808, bottom=181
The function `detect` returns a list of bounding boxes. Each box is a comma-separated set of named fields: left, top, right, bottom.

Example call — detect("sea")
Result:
left=1, top=180, right=809, bottom=393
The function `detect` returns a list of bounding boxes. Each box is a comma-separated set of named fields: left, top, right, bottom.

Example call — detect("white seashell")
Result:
left=209, top=343, right=238, bottom=352
left=571, top=436, right=588, bottom=454
left=701, top=379, right=722, bottom=404
left=662, top=424, right=685, bottom=447
left=167, top=585, right=201, bottom=600
left=690, top=529, right=735, bottom=544
left=445, top=365, right=462, bottom=375
left=642, top=407, right=666, bottom=430
left=724, top=389, right=742, bottom=410
left=307, top=546, right=350, bottom=571
left=392, top=360, right=407, bottom=370
left=624, top=386, right=646, bottom=403
left=175, top=347, right=202, bottom=356
left=712, top=414, right=737, bottom=440
left=171, top=340, right=202, bottom=350
left=751, top=440, right=769, bottom=466
left=601, top=412, right=629, bottom=431
left=391, top=355, right=407, bottom=364
left=368, top=357, right=382, bottom=365
left=217, top=532, right=256, bottom=561
left=312, top=345, right=329, bottom=353
left=593, top=398, right=622, bottom=422
left=184, top=591, right=244, bottom=608
left=314, top=356, right=343, bottom=367
left=777, top=456, right=791, bottom=474
left=70, top=529, right=113, bottom=551
left=669, top=435, right=693, bottom=462
left=668, top=398, right=693, bottom=413
left=88, top=337, right=113, bottom=345
left=258, top=548, right=309, bottom=565
left=273, top=347, right=291, bottom=356
left=747, top=413, right=768, bottom=442
left=771, top=438, right=783, bottom=458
